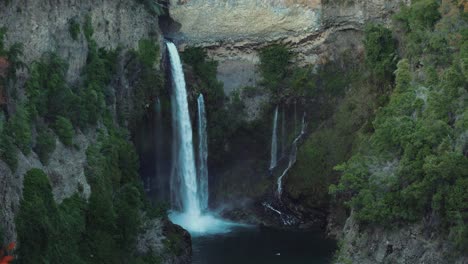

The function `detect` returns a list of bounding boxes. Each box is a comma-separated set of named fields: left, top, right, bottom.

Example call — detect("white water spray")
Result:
left=270, top=106, right=279, bottom=170
left=197, top=94, right=209, bottom=212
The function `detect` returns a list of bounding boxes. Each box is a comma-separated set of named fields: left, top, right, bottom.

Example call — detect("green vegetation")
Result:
left=0, top=28, right=26, bottom=171
left=363, top=24, right=397, bottom=83
left=16, top=127, right=165, bottom=263
left=258, top=44, right=292, bottom=94
left=135, top=0, right=165, bottom=16
left=330, top=0, right=468, bottom=251
left=121, top=38, right=162, bottom=129
left=34, top=126, right=56, bottom=164
left=69, top=19, right=81, bottom=41
left=286, top=53, right=380, bottom=211
left=137, top=39, right=159, bottom=68
left=26, top=53, right=75, bottom=121
left=83, top=14, right=94, bottom=41
left=4, top=105, right=32, bottom=155
left=53, top=116, right=74, bottom=146
left=182, top=47, right=246, bottom=164
left=0, top=133, right=18, bottom=171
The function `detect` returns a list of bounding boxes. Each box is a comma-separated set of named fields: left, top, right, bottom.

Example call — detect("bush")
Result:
left=68, top=19, right=80, bottom=41
left=0, top=134, right=17, bottom=171
left=5, top=106, right=32, bottom=155
left=16, top=169, right=57, bottom=264
left=16, top=169, right=88, bottom=264
left=136, top=0, right=165, bottom=16
left=26, top=53, right=74, bottom=121
left=258, top=44, right=291, bottom=93
left=53, top=116, right=74, bottom=146
left=364, top=24, right=397, bottom=82
left=83, top=14, right=93, bottom=41
left=137, top=39, right=159, bottom=67
left=35, top=127, right=56, bottom=164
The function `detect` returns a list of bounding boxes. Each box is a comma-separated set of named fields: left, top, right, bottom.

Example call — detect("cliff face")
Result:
left=0, top=0, right=159, bottom=243
left=166, top=0, right=407, bottom=119
left=333, top=212, right=467, bottom=264
left=0, top=0, right=159, bottom=82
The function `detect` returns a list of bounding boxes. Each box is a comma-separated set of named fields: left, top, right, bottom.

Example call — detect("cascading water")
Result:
left=167, top=41, right=200, bottom=217
left=197, top=94, right=209, bottom=212
left=281, top=108, right=286, bottom=158
left=166, top=41, right=239, bottom=235
left=269, top=106, right=279, bottom=170
left=277, top=112, right=307, bottom=197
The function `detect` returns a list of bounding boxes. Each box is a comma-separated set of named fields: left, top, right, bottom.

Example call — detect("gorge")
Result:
left=0, top=0, right=467, bottom=264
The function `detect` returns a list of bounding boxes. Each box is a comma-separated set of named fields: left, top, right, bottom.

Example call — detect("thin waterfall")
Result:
left=277, top=112, right=307, bottom=197
left=281, top=107, right=286, bottom=158
left=270, top=106, right=279, bottom=170
left=197, top=94, right=209, bottom=212
left=167, top=42, right=201, bottom=218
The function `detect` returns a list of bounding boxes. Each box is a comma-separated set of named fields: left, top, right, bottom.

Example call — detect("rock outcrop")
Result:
left=0, top=131, right=92, bottom=243
left=333, top=212, right=468, bottom=264
left=166, top=0, right=407, bottom=119
left=137, top=218, right=192, bottom=264
left=0, top=0, right=159, bottom=83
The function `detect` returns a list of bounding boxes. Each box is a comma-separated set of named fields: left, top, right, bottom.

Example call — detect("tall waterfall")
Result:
left=167, top=41, right=238, bottom=235
left=167, top=42, right=201, bottom=218
left=277, top=112, right=306, bottom=197
left=197, top=94, right=209, bottom=212
left=270, top=106, right=279, bottom=170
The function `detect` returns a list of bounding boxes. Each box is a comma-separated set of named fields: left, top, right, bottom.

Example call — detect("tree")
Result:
left=364, top=24, right=397, bottom=82
left=53, top=116, right=74, bottom=146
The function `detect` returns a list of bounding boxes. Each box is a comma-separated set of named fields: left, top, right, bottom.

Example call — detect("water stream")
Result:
left=166, top=41, right=238, bottom=235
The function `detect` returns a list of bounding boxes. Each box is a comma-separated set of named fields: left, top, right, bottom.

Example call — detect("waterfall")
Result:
left=166, top=41, right=239, bottom=235
left=281, top=107, right=286, bottom=158
left=270, top=106, right=279, bottom=170
left=167, top=42, right=201, bottom=218
left=197, top=94, right=209, bottom=212
left=277, top=112, right=307, bottom=197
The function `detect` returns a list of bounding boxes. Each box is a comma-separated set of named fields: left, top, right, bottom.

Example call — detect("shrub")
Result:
left=34, top=127, right=56, bottom=164
left=53, top=116, right=74, bottom=146
left=138, top=39, right=159, bottom=67
left=83, top=14, right=93, bottom=41
left=26, top=53, right=74, bottom=120
left=0, top=27, right=6, bottom=56
left=16, top=169, right=57, bottom=264
left=136, top=0, right=165, bottom=16
left=5, top=106, right=32, bottom=155
left=68, top=19, right=80, bottom=41
left=0, top=134, right=17, bottom=171
left=364, top=24, right=397, bottom=82
left=258, top=44, right=291, bottom=92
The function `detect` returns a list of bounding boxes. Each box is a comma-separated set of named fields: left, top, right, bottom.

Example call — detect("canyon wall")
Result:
left=0, top=0, right=159, bottom=242
left=167, top=0, right=407, bottom=119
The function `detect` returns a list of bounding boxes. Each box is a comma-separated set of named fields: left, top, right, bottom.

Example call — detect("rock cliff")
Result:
left=333, top=212, right=468, bottom=264
left=166, top=0, right=408, bottom=118
left=0, top=0, right=159, bottom=241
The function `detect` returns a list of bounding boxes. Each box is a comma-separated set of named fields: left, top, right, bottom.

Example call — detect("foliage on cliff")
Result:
left=330, top=0, right=468, bottom=251
left=2, top=16, right=167, bottom=264
left=182, top=47, right=248, bottom=165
